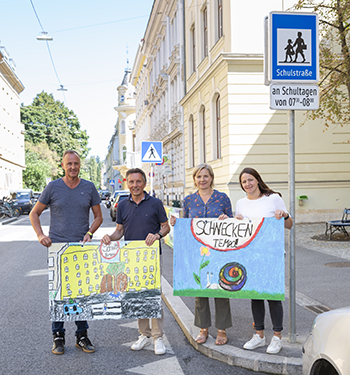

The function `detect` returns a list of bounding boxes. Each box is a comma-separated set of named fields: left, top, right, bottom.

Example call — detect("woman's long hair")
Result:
left=239, top=167, right=281, bottom=197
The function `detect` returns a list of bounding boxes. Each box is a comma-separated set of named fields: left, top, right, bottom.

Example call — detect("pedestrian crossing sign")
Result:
left=141, top=141, right=163, bottom=163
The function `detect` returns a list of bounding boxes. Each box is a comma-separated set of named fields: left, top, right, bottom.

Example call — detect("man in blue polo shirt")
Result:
left=101, top=168, right=170, bottom=355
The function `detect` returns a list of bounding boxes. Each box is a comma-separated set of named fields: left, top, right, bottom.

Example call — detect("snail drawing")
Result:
left=219, top=262, right=247, bottom=291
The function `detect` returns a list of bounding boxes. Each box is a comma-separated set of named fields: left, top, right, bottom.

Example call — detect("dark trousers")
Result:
left=194, top=297, right=232, bottom=329
left=251, top=299, right=283, bottom=332
left=52, top=321, right=89, bottom=335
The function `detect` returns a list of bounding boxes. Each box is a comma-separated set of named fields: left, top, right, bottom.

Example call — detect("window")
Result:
left=215, top=96, right=221, bottom=159
left=203, top=7, right=208, bottom=58
left=122, top=145, right=127, bottom=164
left=199, top=107, right=206, bottom=163
left=191, top=24, right=196, bottom=72
left=218, top=0, right=223, bottom=39
left=120, top=120, right=125, bottom=134
left=189, top=115, right=195, bottom=167
left=202, top=109, right=206, bottom=163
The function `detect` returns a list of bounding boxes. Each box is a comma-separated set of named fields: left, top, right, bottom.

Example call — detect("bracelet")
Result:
left=157, top=232, right=163, bottom=238
left=284, top=214, right=290, bottom=221
left=87, top=231, right=93, bottom=238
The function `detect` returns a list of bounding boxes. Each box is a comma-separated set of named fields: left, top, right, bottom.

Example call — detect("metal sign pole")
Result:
left=288, top=109, right=296, bottom=343
left=150, top=163, right=154, bottom=196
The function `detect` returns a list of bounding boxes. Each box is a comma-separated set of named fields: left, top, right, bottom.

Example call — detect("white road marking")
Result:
left=126, top=357, right=184, bottom=375
left=25, top=269, right=48, bottom=277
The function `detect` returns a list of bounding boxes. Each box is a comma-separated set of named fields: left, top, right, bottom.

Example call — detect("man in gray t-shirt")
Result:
left=30, top=150, right=103, bottom=355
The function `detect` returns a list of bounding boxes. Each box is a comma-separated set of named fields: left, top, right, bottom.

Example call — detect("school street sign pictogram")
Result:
left=141, top=141, right=163, bottom=163
left=269, top=12, right=319, bottom=83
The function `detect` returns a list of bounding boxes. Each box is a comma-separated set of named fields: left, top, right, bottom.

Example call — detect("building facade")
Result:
left=0, top=44, right=25, bottom=197
left=131, top=0, right=185, bottom=204
left=180, top=0, right=349, bottom=222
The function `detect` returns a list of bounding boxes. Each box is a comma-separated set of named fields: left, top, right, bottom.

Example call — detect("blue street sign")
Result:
left=109, top=179, right=115, bottom=186
left=269, top=12, right=318, bottom=83
left=141, top=141, right=163, bottom=163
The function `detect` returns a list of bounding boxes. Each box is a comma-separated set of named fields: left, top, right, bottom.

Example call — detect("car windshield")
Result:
left=16, top=192, right=30, bottom=199
left=118, top=195, right=128, bottom=201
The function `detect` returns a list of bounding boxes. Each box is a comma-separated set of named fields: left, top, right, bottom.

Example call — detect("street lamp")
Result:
left=37, top=31, right=53, bottom=41
left=57, top=85, right=67, bottom=91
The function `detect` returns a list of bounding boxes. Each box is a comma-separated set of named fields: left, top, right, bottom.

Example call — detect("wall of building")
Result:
left=0, top=46, right=25, bottom=197
left=181, top=0, right=350, bottom=223
left=131, top=0, right=185, bottom=204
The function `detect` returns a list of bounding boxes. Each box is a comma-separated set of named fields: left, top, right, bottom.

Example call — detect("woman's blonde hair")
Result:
left=192, top=163, right=214, bottom=189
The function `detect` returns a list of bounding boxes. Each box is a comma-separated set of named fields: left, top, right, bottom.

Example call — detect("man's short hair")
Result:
left=62, top=150, right=80, bottom=159
left=126, top=168, right=147, bottom=183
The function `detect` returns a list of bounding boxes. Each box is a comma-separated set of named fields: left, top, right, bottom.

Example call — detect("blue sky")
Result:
left=0, top=0, right=154, bottom=158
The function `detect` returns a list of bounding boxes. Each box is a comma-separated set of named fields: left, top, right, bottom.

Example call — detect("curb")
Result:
left=161, top=276, right=303, bottom=375
left=0, top=217, right=18, bottom=225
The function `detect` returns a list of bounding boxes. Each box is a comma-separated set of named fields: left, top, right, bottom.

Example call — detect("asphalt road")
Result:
left=0, top=205, right=267, bottom=375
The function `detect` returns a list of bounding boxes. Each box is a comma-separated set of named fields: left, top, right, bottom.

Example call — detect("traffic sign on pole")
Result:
left=269, top=12, right=319, bottom=83
left=270, top=83, right=319, bottom=110
left=141, top=141, right=163, bottom=163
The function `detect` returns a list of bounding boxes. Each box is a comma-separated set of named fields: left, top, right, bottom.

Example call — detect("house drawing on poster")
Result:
left=48, top=241, right=161, bottom=321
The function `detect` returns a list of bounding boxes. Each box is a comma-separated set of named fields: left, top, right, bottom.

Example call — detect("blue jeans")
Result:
left=52, top=321, right=89, bottom=335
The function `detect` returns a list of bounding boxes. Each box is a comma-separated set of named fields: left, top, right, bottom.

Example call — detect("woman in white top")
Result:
left=235, top=167, right=293, bottom=355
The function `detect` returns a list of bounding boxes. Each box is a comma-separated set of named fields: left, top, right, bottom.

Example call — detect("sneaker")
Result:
left=266, top=336, right=282, bottom=354
left=131, top=335, right=151, bottom=351
left=52, top=332, right=65, bottom=355
left=154, top=337, right=166, bottom=355
left=75, top=331, right=95, bottom=353
left=243, top=334, right=266, bottom=350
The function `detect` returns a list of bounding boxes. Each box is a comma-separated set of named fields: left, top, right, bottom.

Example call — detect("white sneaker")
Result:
left=154, top=337, right=166, bottom=355
left=243, top=334, right=266, bottom=350
left=131, top=335, right=151, bottom=351
left=266, top=336, right=282, bottom=354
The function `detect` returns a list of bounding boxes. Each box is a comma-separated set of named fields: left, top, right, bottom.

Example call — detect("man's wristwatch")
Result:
left=87, top=231, right=93, bottom=238
left=157, top=232, right=163, bottom=239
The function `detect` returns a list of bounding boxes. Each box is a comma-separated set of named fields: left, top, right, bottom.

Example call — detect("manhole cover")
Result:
left=324, top=262, right=350, bottom=268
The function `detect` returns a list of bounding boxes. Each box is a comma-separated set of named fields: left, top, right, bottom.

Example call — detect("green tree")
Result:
left=82, top=156, right=103, bottom=188
left=21, top=91, right=89, bottom=160
left=23, top=149, right=52, bottom=191
left=293, top=0, right=350, bottom=128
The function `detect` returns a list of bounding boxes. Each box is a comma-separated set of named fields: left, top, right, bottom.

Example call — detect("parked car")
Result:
left=99, top=190, right=111, bottom=200
left=33, top=191, right=42, bottom=203
left=110, top=192, right=129, bottom=221
left=12, top=189, right=35, bottom=214
left=109, top=190, right=129, bottom=203
left=303, top=306, right=350, bottom=375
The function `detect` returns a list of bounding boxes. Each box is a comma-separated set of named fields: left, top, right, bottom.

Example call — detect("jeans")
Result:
left=251, top=299, right=283, bottom=332
left=52, top=321, right=89, bottom=335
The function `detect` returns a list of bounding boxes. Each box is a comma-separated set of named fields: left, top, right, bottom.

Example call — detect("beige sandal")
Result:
left=195, top=328, right=208, bottom=344
left=215, top=329, right=228, bottom=345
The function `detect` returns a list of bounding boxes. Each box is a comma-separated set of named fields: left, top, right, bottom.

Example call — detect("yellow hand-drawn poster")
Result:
left=48, top=241, right=161, bottom=321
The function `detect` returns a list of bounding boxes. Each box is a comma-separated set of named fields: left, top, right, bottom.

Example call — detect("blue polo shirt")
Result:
left=116, top=192, right=168, bottom=251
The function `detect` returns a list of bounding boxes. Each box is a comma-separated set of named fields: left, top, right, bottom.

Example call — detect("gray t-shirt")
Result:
left=39, top=178, right=101, bottom=243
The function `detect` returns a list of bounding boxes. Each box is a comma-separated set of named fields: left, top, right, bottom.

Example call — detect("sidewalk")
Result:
left=161, top=223, right=350, bottom=375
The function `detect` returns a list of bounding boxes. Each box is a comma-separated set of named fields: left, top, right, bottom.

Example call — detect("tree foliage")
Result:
left=21, top=92, right=91, bottom=187
left=292, top=0, right=350, bottom=128
left=82, top=156, right=103, bottom=189
left=23, top=148, right=52, bottom=191
left=21, top=91, right=89, bottom=159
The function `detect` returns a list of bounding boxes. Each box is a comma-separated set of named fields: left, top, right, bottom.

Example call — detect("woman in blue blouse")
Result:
left=171, top=163, right=233, bottom=345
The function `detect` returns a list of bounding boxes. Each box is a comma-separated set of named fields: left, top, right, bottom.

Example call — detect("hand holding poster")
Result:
left=173, top=217, right=284, bottom=300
